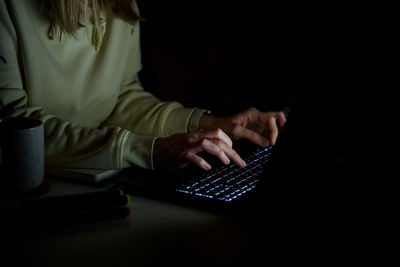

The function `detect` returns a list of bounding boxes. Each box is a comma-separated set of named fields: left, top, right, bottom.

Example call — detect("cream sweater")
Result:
left=0, top=0, right=205, bottom=170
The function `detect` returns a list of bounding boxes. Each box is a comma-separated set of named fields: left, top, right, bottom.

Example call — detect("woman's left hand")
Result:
left=198, top=107, right=287, bottom=147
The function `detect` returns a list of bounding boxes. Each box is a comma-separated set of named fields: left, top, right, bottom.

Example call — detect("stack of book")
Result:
left=1, top=189, right=130, bottom=229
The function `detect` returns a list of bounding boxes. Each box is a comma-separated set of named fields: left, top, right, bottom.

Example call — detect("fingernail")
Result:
left=204, top=163, right=212, bottom=170
left=223, top=154, right=230, bottom=164
left=241, top=159, right=246, bottom=167
left=263, top=139, right=269, bottom=147
left=271, top=138, right=277, bottom=146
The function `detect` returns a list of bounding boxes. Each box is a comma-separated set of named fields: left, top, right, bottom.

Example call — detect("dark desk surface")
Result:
left=1, top=176, right=290, bottom=267
left=1, top=162, right=386, bottom=266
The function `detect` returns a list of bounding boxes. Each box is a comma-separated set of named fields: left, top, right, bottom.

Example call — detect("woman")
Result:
left=0, top=0, right=286, bottom=172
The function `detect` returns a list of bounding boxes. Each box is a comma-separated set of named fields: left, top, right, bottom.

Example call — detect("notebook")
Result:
left=45, top=168, right=121, bottom=183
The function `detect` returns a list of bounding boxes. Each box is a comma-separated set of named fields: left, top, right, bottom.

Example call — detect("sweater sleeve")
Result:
left=102, top=22, right=197, bottom=137
left=0, top=0, right=154, bottom=170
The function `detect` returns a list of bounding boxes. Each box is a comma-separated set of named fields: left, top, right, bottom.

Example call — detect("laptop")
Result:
left=113, top=90, right=346, bottom=222
left=112, top=91, right=342, bottom=217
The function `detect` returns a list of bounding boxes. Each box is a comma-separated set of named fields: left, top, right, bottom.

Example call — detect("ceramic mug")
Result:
left=0, top=117, right=44, bottom=194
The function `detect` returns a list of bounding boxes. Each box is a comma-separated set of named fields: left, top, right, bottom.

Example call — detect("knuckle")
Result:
left=231, top=125, right=241, bottom=137
left=197, top=157, right=207, bottom=165
left=269, top=126, right=277, bottom=133
left=216, top=148, right=224, bottom=157
left=247, top=107, right=258, bottom=114
left=232, top=124, right=240, bottom=133
left=213, top=139, right=223, bottom=146
left=279, top=112, right=287, bottom=121
left=199, top=138, right=207, bottom=146
left=182, top=151, right=192, bottom=159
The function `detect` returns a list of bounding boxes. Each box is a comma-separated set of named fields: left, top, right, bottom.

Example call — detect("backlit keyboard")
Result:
left=176, top=146, right=273, bottom=202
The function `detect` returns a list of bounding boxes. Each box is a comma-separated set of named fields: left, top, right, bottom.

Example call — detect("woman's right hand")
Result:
left=153, top=128, right=246, bottom=171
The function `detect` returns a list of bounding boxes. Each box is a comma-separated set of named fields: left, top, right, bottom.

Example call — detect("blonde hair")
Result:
left=42, top=0, right=144, bottom=49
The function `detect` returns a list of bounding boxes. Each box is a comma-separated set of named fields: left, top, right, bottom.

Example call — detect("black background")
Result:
left=137, top=1, right=379, bottom=168
left=136, top=1, right=386, bottom=262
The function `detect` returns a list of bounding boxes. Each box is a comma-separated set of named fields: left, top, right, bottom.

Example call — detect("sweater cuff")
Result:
left=121, top=132, right=157, bottom=169
left=187, top=108, right=212, bottom=132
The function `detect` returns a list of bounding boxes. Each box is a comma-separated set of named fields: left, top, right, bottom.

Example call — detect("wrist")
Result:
left=198, top=113, right=217, bottom=130
left=188, top=109, right=213, bottom=132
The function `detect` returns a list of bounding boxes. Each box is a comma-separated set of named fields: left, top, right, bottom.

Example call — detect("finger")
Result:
left=184, top=151, right=212, bottom=171
left=267, top=117, right=279, bottom=146
left=242, top=107, right=260, bottom=119
left=198, top=128, right=233, bottom=147
left=233, top=125, right=270, bottom=147
left=211, top=139, right=247, bottom=168
left=186, top=142, right=204, bottom=154
left=246, top=121, right=267, bottom=135
left=200, top=139, right=232, bottom=165
left=276, top=111, right=287, bottom=128
left=254, top=111, right=282, bottom=125
left=261, top=127, right=269, bottom=139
